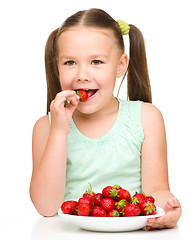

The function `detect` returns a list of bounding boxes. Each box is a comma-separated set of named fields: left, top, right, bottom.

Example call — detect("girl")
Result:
left=30, top=8, right=181, bottom=229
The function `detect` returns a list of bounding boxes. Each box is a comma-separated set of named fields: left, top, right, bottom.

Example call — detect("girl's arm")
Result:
left=141, top=103, right=182, bottom=229
left=30, top=91, right=79, bottom=217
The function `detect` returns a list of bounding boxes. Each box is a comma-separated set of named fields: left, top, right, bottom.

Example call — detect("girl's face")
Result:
left=57, top=26, right=128, bottom=115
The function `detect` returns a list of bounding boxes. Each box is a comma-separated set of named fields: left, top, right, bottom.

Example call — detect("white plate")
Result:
left=58, top=207, right=165, bottom=232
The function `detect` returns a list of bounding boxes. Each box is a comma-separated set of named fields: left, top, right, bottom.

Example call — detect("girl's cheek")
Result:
left=59, top=71, right=75, bottom=90
left=59, top=78, right=71, bottom=90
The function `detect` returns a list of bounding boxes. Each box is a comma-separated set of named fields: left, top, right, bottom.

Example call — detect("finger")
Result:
left=51, top=96, right=65, bottom=112
left=165, top=197, right=181, bottom=212
left=169, top=197, right=181, bottom=208
left=51, top=90, right=75, bottom=109
left=52, top=93, right=78, bottom=111
left=145, top=217, right=156, bottom=231
left=66, top=95, right=80, bottom=112
left=146, top=217, right=164, bottom=231
left=55, top=90, right=76, bottom=99
left=150, top=215, right=167, bottom=229
left=151, top=209, right=180, bottom=229
left=146, top=217, right=156, bottom=227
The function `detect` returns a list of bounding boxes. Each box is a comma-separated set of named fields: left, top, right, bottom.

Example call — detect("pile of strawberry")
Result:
left=60, top=184, right=156, bottom=217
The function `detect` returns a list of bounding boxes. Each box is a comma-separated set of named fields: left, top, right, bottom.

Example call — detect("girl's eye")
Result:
left=91, top=60, right=103, bottom=65
left=64, top=60, right=76, bottom=66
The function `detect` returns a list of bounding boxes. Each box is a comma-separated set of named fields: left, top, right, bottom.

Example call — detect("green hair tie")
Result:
left=117, top=19, right=130, bottom=35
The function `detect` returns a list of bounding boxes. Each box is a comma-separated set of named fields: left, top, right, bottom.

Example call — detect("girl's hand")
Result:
left=50, top=90, right=80, bottom=135
left=146, top=197, right=182, bottom=230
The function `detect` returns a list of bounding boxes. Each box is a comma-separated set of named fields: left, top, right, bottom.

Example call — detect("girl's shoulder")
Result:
left=141, top=102, right=165, bottom=136
left=32, top=115, right=50, bottom=141
left=33, top=115, right=50, bottom=131
left=141, top=102, right=164, bottom=121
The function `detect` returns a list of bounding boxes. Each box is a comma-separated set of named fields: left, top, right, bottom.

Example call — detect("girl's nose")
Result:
left=76, top=64, right=89, bottom=82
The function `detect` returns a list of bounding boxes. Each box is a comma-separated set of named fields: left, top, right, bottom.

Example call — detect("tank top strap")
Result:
left=48, top=112, right=51, bottom=124
left=118, top=99, right=144, bottom=145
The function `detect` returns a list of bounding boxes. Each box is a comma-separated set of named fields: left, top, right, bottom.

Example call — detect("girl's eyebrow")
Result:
left=89, top=54, right=108, bottom=59
left=60, top=54, right=108, bottom=61
left=60, top=55, right=76, bottom=61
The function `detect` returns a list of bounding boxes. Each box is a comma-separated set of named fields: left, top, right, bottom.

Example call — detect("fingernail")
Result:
left=168, top=199, right=174, bottom=206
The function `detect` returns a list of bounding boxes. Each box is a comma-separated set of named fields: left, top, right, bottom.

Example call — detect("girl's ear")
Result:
left=116, top=53, right=129, bottom=78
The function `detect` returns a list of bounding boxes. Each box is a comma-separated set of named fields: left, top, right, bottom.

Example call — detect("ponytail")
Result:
left=127, top=25, right=152, bottom=103
left=45, top=28, right=62, bottom=113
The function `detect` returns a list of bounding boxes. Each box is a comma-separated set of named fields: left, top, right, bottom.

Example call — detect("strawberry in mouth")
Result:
left=75, top=89, right=98, bottom=101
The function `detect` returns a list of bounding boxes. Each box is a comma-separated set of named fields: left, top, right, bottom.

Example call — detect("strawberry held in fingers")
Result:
left=76, top=90, right=88, bottom=101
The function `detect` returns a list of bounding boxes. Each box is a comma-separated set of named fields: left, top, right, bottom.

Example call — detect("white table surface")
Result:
left=2, top=210, right=190, bottom=240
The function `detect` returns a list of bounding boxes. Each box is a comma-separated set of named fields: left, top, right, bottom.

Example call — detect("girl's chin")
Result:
left=75, top=92, right=116, bottom=115
left=76, top=105, right=98, bottom=115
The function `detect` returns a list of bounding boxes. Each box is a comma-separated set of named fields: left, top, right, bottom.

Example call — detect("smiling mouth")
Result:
left=75, top=89, right=98, bottom=99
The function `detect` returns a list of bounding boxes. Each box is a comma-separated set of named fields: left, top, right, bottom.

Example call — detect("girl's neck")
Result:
left=72, top=97, right=119, bottom=139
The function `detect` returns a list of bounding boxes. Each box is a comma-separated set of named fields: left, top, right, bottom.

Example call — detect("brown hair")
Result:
left=45, top=8, right=152, bottom=113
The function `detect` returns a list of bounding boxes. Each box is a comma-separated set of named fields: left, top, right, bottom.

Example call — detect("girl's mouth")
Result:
left=75, top=89, right=98, bottom=101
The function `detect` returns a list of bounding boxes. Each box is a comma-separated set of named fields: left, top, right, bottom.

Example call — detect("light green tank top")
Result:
left=48, top=98, right=144, bottom=201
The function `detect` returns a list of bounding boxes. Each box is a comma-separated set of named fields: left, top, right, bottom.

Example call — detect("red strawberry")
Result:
left=61, top=201, right=77, bottom=215
left=90, top=206, right=107, bottom=217
left=130, top=192, right=146, bottom=206
left=77, top=203, right=91, bottom=216
left=115, top=199, right=129, bottom=213
left=117, top=189, right=131, bottom=202
left=100, top=198, right=115, bottom=212
left=78, top=197, right=93, bottom=207
left=76, top=90, right=88, bottom=101
left=94, top=193, right=103, bottom=206
left=107, top=210, right=120, bottom=217
left=139, top=201, right=156, bottom=215
left=123, top=203, right=141, bottom=217
left=145, top=195, right=155, bottom=204
left=112, top=184, right=122, bottom=190
left=102, top=186, right=118, bottom=199
left=82, top=183, right=96, bottom=204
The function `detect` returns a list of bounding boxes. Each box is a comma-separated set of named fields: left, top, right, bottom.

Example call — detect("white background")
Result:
left=0, top=0, right=192, bottom=239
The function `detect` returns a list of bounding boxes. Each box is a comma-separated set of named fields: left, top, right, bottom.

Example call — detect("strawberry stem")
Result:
left=85, top=182, right=95, bottom=195
left=88, top=182, right=92, bottom=191
left=76, top=91, right=81, bottom=97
